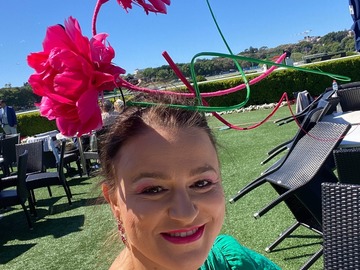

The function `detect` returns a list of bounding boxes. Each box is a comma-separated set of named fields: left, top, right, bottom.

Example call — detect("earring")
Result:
left=117, top=218, right=128, bottom=247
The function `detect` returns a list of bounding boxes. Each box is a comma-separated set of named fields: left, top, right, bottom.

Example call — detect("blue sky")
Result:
left=0, top=0, right=354, bottom=87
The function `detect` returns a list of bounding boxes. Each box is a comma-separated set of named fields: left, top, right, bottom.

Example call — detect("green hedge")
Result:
left=17, top=112, right=57, bottom=137
left=185, top=56, right=360, bottom=107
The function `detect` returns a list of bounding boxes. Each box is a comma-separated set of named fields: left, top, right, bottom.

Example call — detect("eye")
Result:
left=191, top=180, right=213, bottom=189
left=140, top=186, right=165, bottom=194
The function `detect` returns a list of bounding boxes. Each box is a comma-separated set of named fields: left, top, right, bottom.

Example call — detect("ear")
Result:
left=102, top=183, right=121, bottom=218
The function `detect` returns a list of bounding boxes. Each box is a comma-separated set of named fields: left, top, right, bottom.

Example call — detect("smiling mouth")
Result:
left=161, top=225, right=205, bottom=244
left=169, top=227, right=199, bottom=237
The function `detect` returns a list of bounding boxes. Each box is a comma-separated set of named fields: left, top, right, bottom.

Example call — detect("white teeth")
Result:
left=169, top=228, right=198, bottom=237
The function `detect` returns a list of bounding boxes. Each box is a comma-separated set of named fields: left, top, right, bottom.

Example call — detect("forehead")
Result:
left=114, top=126, right=218, bottom=176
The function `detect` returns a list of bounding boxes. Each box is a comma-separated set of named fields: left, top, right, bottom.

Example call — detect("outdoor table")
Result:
left=322, top=110, right=360, bottom=148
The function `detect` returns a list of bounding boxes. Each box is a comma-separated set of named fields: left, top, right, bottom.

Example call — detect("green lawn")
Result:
left=0, top=106, right=324, bottom=270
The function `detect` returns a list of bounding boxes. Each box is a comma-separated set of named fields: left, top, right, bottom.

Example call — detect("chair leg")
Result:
left=2, top=163, right=10, bottom=177
left=63, top=184, right=72, bottom=205
left=47, top=186, right=52, bottom=197
left=28, top=197, right=37, bottom=217
left=30, top=189, right=37, bottom=205
left=65, top=181, right=72, bottom=198
left=254, top=189, right=293, bottom=219
left=20, top=202, right=33, bottom=229
left=265, top=222, right=301, bottom=252
left=76, top=160, right=82, bottom=177
left=229, top=178, right=266, bottom=203
left=27, top=191, right=37, bottom=217
left=299, top=248, right=323, bottom=270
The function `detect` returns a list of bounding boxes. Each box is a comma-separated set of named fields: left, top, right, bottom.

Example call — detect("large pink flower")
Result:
left=117, top=0, right=170, bottom=14
left=27, top=17, right=125, bottom=136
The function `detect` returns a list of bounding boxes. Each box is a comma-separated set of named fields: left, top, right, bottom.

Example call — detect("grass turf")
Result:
left=0, top=106, right=324, bottom=270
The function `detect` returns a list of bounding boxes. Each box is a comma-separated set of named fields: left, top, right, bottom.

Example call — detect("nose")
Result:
left=168, top=189, right=199, bottom=223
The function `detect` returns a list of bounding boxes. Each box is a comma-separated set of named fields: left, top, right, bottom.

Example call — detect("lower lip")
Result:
left=161, top=225, right=205, bottom=244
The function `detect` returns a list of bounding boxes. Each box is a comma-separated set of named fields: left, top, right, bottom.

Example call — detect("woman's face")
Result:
left=106, top=126, right=225, bottom=270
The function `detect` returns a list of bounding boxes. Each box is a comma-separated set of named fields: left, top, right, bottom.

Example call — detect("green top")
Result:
left=200, top=235, right=281, bottom=270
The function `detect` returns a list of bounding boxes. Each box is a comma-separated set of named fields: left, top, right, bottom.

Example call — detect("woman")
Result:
left=100, top=97, right=280, bottom=270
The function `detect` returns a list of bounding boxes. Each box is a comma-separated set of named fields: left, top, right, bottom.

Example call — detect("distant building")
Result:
left=302, top=36, right=321, bottom=43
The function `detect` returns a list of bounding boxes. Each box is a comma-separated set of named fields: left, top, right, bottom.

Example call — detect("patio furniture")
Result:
left=274, top=81, right=360, bottom=126
left=333, top=147, right=360, bottom=184
left=322, top=182, right=360, bottom=269
left=0, top=141, right=46, bottom=201
left=337, top=85, right=360, bottom=112
left=26, top=134, right=58, bottom=169
left=63, top=147, right=82, bottom=178
left=16, top=141, right=45, bottom=174
left=0, top=151, right=33, bottom=229
left=0, top=134, right=20, bottom=176
left=78, top=134, right=99, bottom=177
left=322, top=110, right=360, bottom=148
left=0, top=140, right=44, bottom=191
left=261, top=106, right=328, bottom=165
left=78, top=127, right=108, bottom=177
left=26, top=140, right=72, bottom=210
left=294, top=90, right=314, bottom=113
left=273, top=87, right=335, bottom=126
left=230, top=121, right=351, bottom=269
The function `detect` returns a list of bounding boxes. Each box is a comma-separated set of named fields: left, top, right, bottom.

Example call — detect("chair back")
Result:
left=4, top=133, right=20, bottom=143
left=267, top=122, right=351, bottom=225
left=333, top=147, right=360, bottom=184
left=15, top=141, right=44, bottom=173
left=16, top=150, right=29, bottom=203
left=337, top=86, right=360, bottom=112
left=1, top=134, right=19, bottom=166
left=322, top=182, right=360, bottom=269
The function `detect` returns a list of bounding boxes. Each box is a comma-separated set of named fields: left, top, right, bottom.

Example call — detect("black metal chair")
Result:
left=77, top=127, right=108, bottom=177
left=26, top=140, right=72, bottom=210
left=263, top=96, right=341, bottom=166
left=274, top=81, right=360, bottom=127
left=78, top=134, right=99, bottom=177
left=333, top=147, right=360, bottom=184
left=273, top=87, right=335, bottom=126
left=63, top=140, right=82, bottom=178
left=261, top=106, right=327, bottom=165
left=16, top=141, right=45, bottom=174
left=322, top=182, right=360, bottom=269
left=0, top=150, right=34, bottom=229
left=0, top=141, right=44, bottom=190
left=230, top=121, right=351, bottom=269
left=0, top=134, right=20, bottom=176
left=337, top=86, right=360, bottom=112
left=27, top=135, right=58, bottom=170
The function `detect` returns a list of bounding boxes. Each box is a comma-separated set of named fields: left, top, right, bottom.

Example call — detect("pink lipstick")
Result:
left=161, top=225, right=205, bottom=244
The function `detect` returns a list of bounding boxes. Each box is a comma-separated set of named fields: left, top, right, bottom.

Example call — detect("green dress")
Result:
left=200, top=235, right=281, bottom=270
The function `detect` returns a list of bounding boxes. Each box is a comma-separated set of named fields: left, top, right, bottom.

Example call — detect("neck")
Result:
left=111, top=248, right=172, bottom=270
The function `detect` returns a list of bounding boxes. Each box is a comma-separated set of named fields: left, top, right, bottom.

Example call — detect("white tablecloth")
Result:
left=322, top=110, right=360, bottom=125
left=322, top=110, right=360, bottom=148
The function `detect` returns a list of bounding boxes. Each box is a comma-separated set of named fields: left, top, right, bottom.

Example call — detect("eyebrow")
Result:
left=132, top=164, right=218, bottom=183
left=133, top=172, right=168, bottom=183
left=189, top=164, right=218, bottom=177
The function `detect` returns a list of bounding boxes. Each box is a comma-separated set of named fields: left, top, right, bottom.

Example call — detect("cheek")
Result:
left=200, top=188, right=226, bottom=222
left=120, top=198, right=166, bottom=231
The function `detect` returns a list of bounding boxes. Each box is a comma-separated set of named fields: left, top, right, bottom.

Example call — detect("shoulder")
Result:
left=200, top=235, right=281, bottom=270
